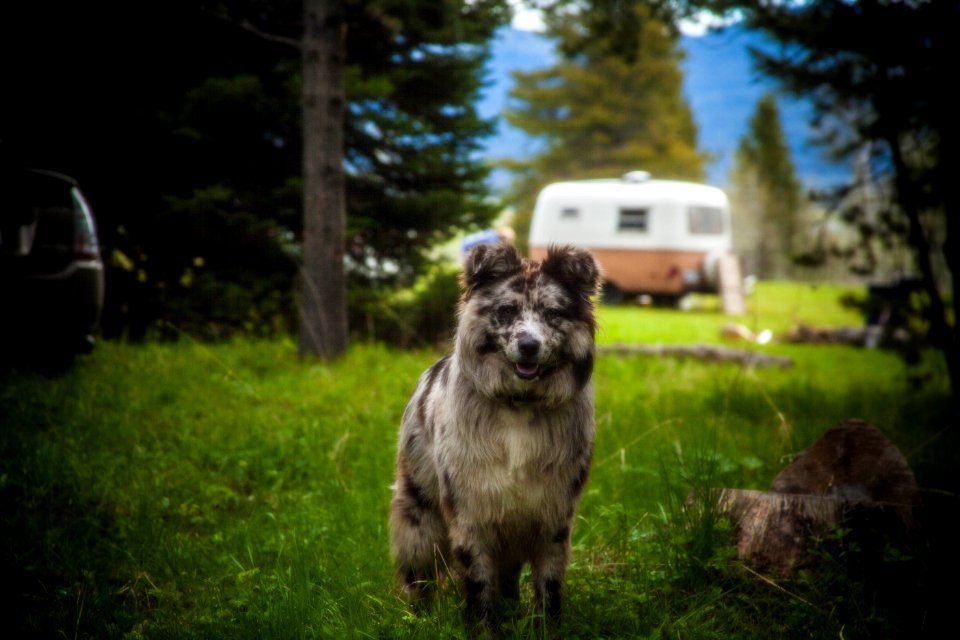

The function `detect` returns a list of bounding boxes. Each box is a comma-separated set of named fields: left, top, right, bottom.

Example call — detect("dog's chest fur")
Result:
left=433, top=377, right=588, bottom=525
left=480, top=407, right=553, bottom=510
left=498, top=408, right=544, bottom=475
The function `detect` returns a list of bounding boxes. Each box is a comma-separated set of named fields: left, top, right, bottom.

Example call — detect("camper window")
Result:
left=688, top=206, right=723, bottom=235
left=618, top=208, right=648, bottom=232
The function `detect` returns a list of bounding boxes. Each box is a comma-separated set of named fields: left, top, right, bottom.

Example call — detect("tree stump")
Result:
left=717, top=419, right=921, bottom=574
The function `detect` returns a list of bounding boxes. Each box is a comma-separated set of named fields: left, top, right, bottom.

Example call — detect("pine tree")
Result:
left=710, top=0, right=960, bottom=401
left=342, top=0, right=510, bottom=285
left=0, top=1, right=510, bottom=347
left=731, top=92, right=802, bottom=278
left=503, top=1, right=707, bottom=250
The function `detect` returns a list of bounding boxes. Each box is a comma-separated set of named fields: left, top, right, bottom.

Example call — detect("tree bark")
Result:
left=888, top=134, right=958, bottom=401
left=300, top=0, right=348, bottom=360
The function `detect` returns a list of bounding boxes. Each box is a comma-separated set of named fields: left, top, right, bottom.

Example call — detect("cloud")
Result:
left=679, top=10, right=743, bottom=37
left=509, top=4, right=740, bottom=37
left=509, top=1, right=546, bottom=32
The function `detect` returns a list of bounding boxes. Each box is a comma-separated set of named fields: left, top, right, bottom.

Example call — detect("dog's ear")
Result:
left=462, top=243, right=522, bottom=295
left=541, top=245, right=601, bottom=300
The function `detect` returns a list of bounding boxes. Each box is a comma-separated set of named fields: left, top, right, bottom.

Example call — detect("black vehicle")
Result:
left=1, top=168, right=105, bottom=363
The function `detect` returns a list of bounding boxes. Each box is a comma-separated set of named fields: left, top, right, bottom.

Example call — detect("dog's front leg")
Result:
left=451, top=538, right=499, bottom=634
left=441, top=472, right=498, bottom=634
left=532, top=528, right=571, bottom=627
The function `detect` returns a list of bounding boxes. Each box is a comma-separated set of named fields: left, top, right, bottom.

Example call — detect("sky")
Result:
left=479, top=5, right=851, bottom=192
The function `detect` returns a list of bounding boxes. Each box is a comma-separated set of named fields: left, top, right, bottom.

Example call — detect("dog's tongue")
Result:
left=516, top=362, right=539, bottom=378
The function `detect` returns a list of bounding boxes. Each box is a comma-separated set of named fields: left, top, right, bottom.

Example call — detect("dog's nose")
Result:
left=517, top=335, right=540, bottom=358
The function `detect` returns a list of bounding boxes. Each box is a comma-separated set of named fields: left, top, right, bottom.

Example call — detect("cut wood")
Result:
left=598, top=343, right=793, bottom=368
left=770, top=419, right=921, bottom=518
left=718, top=489, right=917, bottom=574
left=715, top=420, right=921, bottom=575
left=719, top=489, right=850, bottom=573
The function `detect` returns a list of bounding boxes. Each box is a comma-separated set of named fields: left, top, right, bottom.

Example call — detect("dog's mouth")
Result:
left=514, top=361, right=540, bottom=380
left=515, top=360, right=560, bottom=381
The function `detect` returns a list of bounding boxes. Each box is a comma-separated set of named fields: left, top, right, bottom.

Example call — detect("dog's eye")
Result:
left=495, top=305, right=519, bottom=324
left=544, top=308, right=565, bottom=323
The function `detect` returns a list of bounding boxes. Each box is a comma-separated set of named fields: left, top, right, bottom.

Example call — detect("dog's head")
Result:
left=456, top=243, right=601, bottom=405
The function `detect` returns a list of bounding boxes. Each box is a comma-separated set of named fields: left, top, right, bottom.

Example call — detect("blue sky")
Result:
left=477, top=23, right=851, bottom=192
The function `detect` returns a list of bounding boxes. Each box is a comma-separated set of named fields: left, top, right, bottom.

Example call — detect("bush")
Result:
left=105, top=256, right=462, bottom=347
left=349, top=264, right=462, bottom=348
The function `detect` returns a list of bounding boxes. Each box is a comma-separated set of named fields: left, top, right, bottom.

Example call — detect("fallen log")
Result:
left=781, top=324, right=871, bottom=346
left=598, top=342, right=793, bottom=368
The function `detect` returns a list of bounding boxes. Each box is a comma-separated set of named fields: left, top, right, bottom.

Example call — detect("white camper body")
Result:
left=528, top=173, right=733, bottom=299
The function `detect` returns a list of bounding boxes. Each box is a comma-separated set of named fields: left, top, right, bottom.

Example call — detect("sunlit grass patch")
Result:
left=596, top=280, right=865, bottom=344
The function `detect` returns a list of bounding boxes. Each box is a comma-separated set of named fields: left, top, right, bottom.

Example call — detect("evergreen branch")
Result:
left=201, top=8, right=301, bottom=50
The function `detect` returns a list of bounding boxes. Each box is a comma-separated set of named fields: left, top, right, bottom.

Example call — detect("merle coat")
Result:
left=389, top=243, right=601, bottom=631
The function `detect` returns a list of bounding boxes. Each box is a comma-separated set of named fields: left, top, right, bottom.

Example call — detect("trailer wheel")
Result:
left=651, top=294, right=682, bottom=308
left=601, top=282, right=624, bottom=305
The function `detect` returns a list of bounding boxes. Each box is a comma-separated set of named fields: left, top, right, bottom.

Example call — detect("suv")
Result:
left=1, top=168, right=105, bottom=363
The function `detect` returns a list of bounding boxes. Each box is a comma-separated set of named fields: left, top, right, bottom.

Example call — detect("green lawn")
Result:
left=597, top=281, right=865, bottom=344
left=1, top=282, right=955, bottom=638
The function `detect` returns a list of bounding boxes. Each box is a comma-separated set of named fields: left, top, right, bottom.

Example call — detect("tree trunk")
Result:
left=300, top=0, right=348, bottom=360
left=888, top=134, right=958, bottom=402
left=933, top=93, right=960, bottom=413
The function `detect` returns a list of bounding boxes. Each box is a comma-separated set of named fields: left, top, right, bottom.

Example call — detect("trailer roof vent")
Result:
left=622, top=170, right=652, bottom=183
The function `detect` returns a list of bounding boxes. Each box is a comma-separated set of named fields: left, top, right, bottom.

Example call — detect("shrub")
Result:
left=349, top=264, right=461, bottom=348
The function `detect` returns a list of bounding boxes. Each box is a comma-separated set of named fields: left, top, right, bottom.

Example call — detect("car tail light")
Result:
left=74, top=214, right=99, bottom=259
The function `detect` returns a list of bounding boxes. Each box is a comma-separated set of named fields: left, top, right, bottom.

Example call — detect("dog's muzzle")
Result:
left=513, top=335, right=542, bottom=380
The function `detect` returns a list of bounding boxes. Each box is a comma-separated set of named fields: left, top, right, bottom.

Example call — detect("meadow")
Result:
left=1, top=282, right=955, bottom=639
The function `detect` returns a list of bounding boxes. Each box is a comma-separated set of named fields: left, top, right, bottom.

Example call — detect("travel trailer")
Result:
left=528, top=172, right=734, bottom=302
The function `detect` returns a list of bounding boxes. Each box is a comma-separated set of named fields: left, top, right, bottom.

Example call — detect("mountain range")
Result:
left=478, top=25, right=852, bottom=193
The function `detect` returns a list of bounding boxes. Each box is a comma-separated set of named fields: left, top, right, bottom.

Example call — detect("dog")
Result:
left=389, top=242, right=601, bottom=632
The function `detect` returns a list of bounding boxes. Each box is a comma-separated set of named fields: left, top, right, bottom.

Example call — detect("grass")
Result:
left=0, top=281, right=955, bottom=639
left=597, top=281, right=865, bottom=344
